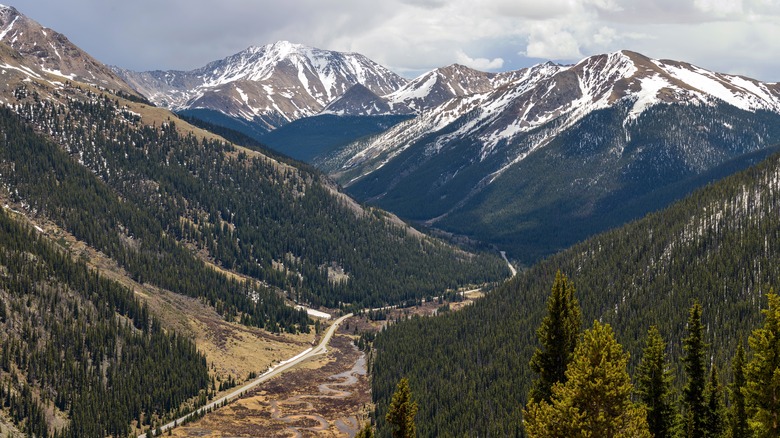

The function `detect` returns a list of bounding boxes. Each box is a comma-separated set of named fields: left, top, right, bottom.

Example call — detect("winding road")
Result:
left=500, top=250, right=517, bottom=277
left=140, top=250, right=514, bottom=437
left=139, top=312, right=353, bottom=438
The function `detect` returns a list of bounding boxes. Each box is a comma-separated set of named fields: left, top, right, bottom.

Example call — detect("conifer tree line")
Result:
left=1, top=84, right=506, bottom=328
left=523, top=273, right=780, bottom=437
left=0, top=208, right=209, bottom=437
left=370, top=145, right=780, bottom=436
left=372, top=273, right=780, bottom=437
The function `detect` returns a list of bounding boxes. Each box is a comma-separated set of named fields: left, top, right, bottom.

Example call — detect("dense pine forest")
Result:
left=0, top=101, right=309, bottom=333
left=0, top=208, right=209, bottom=437
left=371, top=144, right=780, bottom=436
left=1, top=83, right=507, bottom=325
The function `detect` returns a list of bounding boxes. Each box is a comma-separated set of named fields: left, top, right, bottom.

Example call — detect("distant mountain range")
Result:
left=112, top=37, right=780, bottom=264
left=328, top=51, right=780, bottom=263
left=8, top=0, right=780, bottom=265
left=5, top=3, right=780, bottom=437
left=113, top=41, right=408, bottom=132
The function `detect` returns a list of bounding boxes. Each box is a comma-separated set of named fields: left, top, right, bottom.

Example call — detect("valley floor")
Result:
left=169, top=328, right=370, bottom=437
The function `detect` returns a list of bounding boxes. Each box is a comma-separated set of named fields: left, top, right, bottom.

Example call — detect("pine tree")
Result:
left=682, top=301, right=708, bottom=438
left=729, top=343, right=749, bottom=438
left=528, top=270, right=582, bottom=403
left=356, top=422, right=375, bottom=438
left=745, top=292, right=780, bottom=437
left=704, top=366, right=725, bottom=438
left=386, top=377, right=418, bottom=438
left=636, top=326, right=676, bottom=438
left=524, top=321, right=651, bottom=438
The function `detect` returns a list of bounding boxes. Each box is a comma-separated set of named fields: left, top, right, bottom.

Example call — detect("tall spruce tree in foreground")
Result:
left=528, top=270, right=582, bottom=403
left=682, top=301, right=708, bottom=438
left=636, top=326, right=676, bottom=438
left=729, top=343, right=749, bottom=438
left=745, top=292, right=780, bottom=437
left=704, top=366, right=725, bottom=438
left=386, top=377, right=418, bottom=438
left=524, top=321, right=651, bottom=438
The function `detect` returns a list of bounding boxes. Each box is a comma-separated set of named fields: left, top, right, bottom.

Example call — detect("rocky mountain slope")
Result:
left=322, top=63, right=524, bottom=116
left=328, top=51, right=780, bottom=264
left=114, top=41, right=408, bottom=131
left=110, top=36, right=780, bottom=266
left=0, top=4, right=138, bottom=96
left=335, top=51, right=780, bottom=181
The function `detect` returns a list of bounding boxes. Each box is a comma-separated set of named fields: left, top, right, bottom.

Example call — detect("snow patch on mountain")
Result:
left=628, top=75, right=674, bottom=119
left=337, top=50, right=780, bottom=192
left=0, top=14, right=17, bottom=40
left=116, top=41, right=408, bottom=130
left=1, top=5, right=137, bottom=95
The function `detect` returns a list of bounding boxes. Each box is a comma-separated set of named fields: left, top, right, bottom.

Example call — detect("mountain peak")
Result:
left=116, top=41, right=408, bottom=129
left=438, top=63, right=485, bottom=74
left=244, top=40, right=306, bottom=57
left=322, top=83, right=404, bottom=116
left=0, top=4, right=137, bottom=95
left=384, top=62, right=502, bottom=112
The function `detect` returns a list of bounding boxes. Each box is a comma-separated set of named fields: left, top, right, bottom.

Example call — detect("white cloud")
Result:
left=489, top=0, right=574, bottom=18
left=585, top=0, right=624, bottom=12
left=14, top=0, right=780, bottom=82
left=693, top=0, right=744, bottom=16
left=455, top=50, right=505, bottom=70
left=524, top=23, right=583, bottom=60
left=593, top=26, right=618, bottom=45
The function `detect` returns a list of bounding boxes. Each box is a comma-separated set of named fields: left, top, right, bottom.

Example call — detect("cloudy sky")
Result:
left=13, top=0, right=780, bottom=81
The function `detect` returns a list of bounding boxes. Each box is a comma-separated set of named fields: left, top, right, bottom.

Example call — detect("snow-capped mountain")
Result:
left=335, top=51, right=780, bottom=181
left=383, top=63, right=522, bottom=113
left=323, top=63, right=522, bottom=117
left=115, top=41, right=408, bottom=131
left=321, top=83, right=403, bottom=116
left=0, top=4, right=137, bottom=96
left=327, top=50, right=780, bottom=264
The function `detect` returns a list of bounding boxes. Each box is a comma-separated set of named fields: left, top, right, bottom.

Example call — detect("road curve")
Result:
left=139, top=312, right=353, bottom=438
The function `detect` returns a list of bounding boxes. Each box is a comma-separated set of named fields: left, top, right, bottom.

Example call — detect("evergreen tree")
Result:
left=636, top=326, right=676, bottom=438
left=386, top=377, right=418, bottom=438
left=356, top=422, right=375, bottom=438
left=682, top=301, right=708, bottom=438
left=524, top=321, right=651, bottom=438
left=729, top=343, right=749, bottom=438
left=745, top=292, right=780, bottom=437
left=528, top=270, right=582, bottom=403
left=704, top=366, right=725, bottom=438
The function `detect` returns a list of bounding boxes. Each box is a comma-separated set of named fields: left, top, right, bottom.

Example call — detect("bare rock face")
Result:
left=0, top=5, right=138, bottom=96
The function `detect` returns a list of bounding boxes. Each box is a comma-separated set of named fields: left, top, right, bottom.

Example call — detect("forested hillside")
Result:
left=0, top=101, right=310, bottom=333
left=1, top=82, right=507, bottom=324
left=345, top=102, right=780, bottom=266
left=0, top=208, right=209, bottom=437
left=371, top=144, right=780, bottom=436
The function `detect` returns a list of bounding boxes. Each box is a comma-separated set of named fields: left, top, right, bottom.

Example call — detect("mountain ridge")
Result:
left=114, top=41, right=408, bottom=131
left=0, top=4, right=139, bottom=96
left=314, top=50, right=780, bottom=263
